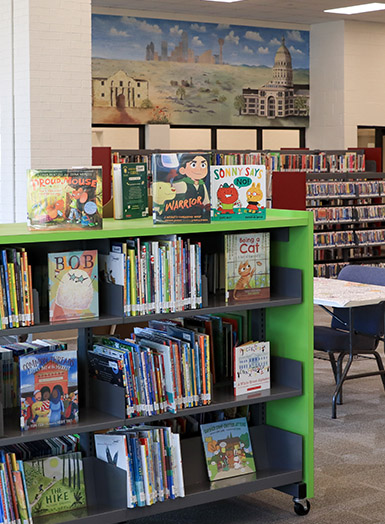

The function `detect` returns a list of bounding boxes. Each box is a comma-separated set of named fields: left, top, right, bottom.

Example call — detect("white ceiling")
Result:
left=92, top=0, right=385, bottom=25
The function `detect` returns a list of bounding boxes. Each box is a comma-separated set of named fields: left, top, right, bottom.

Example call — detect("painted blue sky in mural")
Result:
left=92, top=15, right=309, bottom=69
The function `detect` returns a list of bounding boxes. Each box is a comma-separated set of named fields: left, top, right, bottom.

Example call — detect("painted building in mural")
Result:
left=242, top=37, right=309, bottom=119
left=92, top=70, right=149, bottom=109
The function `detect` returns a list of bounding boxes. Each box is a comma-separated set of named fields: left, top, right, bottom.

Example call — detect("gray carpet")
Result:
left=130, top=306, right=385, bottom=523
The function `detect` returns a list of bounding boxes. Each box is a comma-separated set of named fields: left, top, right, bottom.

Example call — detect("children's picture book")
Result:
left=200, top=417, right=256, bottom=481
left=19, top=349, right=78, bottom=430
left=225, top=232, right=270, bottom=304
left=152, top=153, right=211, bottom=224
left=48, top=250, right=98, bottom=322
left=234, top=341, right=270, bottom=396
left=27, top=167, right=103, bottom=231
left=24, top=451, right=86, bottom=517
left=211, top=165, right=266, bottom=221
left=112, top=162, right=149, bottom=220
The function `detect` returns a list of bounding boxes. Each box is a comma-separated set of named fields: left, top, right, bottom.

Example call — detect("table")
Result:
left=314, top=277, right=385, bottom=418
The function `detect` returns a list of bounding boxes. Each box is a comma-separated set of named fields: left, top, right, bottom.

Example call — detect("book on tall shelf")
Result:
left=200, top=417, right=256, bottom=481
left=234, top=341, right=270, bottom=396
left=224, top=232, right=270, bottom=304
left=211, top=165, right=266, bottom=221
left=24, top=451, right=86, bottom=517
left=27, top=167, right=103, bottom=231
left=152, top=153, right=211, bottom=224
left=19, top=349, right=78, bottom=430
left=112, top=162, right=149, bottom=220
left=48, top=250, right=98, bottom=322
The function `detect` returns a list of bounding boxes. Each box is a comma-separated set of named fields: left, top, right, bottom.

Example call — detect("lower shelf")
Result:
left=33, top=425, right=303, bottom=524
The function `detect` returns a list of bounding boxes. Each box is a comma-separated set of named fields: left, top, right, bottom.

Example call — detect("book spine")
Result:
left=27, top=265, right=34, bottom=326
left=16, top=462, right=32, bottom=524
left=112, top=164, right=123, bottom=219
left=128, top=249, right=137, bottom=316
left=0, top=266, right=8, bottom=329
left=1, top=252, right=13, bottom=329
left=0, top=468, right=10, bottom=524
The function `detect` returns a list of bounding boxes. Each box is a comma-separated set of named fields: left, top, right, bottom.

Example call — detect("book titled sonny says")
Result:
left=200, top=417, right=256, bottom=481
left=24, top=452, right=86, bottom=517
left=152, top=153, right=211, bottom=224
left=27, top=167, right=103, bottom=231
left=19, top=350, right=78, bottom=430
left=225, top=232, right=270, bottom=305
left=48, top=250, right=98, bottom=322
left=211, top=165, right=266, bottom=221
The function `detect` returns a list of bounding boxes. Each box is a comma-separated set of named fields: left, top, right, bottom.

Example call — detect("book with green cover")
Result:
left=24, top=452, right=86, bottom=517
left=113, top=162, right=149, bottom=220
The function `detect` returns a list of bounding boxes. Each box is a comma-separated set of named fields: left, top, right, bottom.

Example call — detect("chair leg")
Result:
left=332, top=353, right=353, bottom=419
left=328, top=352, right=338, bottom=383
left=373, top=351, right=385, bottom=391
left=336, top=353, right=346, bottom=405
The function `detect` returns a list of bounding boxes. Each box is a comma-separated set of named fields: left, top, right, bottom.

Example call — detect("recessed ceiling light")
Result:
left=202, top=0, right=245, bottom=3
left=325, top=2, right=385, bottom=14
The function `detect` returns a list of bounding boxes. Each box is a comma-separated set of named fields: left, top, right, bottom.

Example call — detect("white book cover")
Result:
left=234, top=341, right=270, bottom=396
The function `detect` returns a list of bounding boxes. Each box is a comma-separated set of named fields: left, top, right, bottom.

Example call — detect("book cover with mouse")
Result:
left=225, top=232, right=270, bottom=304
left=211, top=165, right=266, bottom=221
left=48, top=250, right=98, bottom=322
left=152, top=153, right=211, bottom=224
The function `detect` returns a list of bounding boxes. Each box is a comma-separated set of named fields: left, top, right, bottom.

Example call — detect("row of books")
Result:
left=95, top=426, right=184, bottom=508
left=89, top=324, right=212, bottom=418
left=306, top=181, right=385, bottom=199
left=314, top=245, right=381, bottom=261
left=100, top=237, right=203, bottom=316
left=0, top=249, right=34, bottom=330
left=1, top=435, right=80, bottom=461
left=314, top=262, right=349, bottom=278
left=0, top=450, right=32, bottom=524
left=314, top=229, right=385, bottom=249
left=309, top=205, right=385, bottom=223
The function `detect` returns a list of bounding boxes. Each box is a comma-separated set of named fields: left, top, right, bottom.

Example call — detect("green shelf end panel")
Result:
left=265, top=210, right=314, bottom=498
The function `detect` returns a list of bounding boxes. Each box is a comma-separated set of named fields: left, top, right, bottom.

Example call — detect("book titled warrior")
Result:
left=152, top=153, right=211, bottom=224
left=48, top=250, right=98, bottom=322
left=112, top=162, right=149, bottom=220
left=27, top=167, right=103, bottom=231
left=225, top=232, right=270, bottom=305
left=19, top=350, right=78, bottom=430
left=200, top=417, right=256, bottom=481
left=211, top=165, right=266, bottom=221
left=234, top=341, right=270, bottom=396
left=24, top=451, right=86, bottom=517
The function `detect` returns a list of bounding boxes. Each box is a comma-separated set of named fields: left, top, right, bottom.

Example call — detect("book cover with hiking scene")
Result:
left=225, top=232, right=270, bottom=304
left=211, top=165, right=266, bottom=221
left=24, top=452, right=86, bottom=517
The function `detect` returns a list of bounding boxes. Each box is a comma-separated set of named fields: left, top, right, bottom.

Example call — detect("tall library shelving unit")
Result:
left=0, top=209, right=314, bottom=522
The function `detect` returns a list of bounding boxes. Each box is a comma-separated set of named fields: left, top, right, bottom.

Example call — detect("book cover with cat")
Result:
left=48, top=250, right=98, bottom=322
left=225, top=232, right=270, bottom=304
left=152, top=153, right=211, bottom=224
left=211, top=165, right=266, bottom=222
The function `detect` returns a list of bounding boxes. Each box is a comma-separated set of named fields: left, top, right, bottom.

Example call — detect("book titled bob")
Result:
left=152, top=153, right=211, bottom=224
left=225, top=232, right=270, bottom=304
left=200, top=417, right=256, bottom=481
left=27, top=167, right=103, bottom=230
left=48, top=250, right=98, bottom=322
left=211, top=164, right=266, bottom=221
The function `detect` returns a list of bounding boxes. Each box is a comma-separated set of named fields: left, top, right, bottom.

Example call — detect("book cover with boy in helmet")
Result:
left=27, top=167, right=103, bottom=230
left=210, top=164, right=266, bottom=221
left=152, top=153, right=211, bottom=224
left=225, top=232, right=270, bottom=305
left=48, top=250, right=98, bottom=322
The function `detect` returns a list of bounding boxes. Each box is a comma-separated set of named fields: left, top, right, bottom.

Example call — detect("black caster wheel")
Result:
left=293, top=498, right=310, bottom=516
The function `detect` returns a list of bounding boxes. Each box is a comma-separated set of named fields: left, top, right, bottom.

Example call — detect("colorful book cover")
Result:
left=24, top=452, right=86, bottom=517
left=211, top=165, right=266, bottom=221
left=27, top=167, right=103, bottom=231
left=48, top=250, right=98, bottom=322
left=19, top=350, right=78, bottom=430
left=113, top=162, right=149, bottom=220
left=225, top=232, right=270, bottom=304
left=152, top=153, right=211, bottom=224
left=200, top=417, right=256, bottom=481
left=234, top=341, right=270, bottom=396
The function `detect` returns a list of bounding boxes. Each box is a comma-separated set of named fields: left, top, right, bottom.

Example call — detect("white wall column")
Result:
left=0, top=0, right=92, bottom=223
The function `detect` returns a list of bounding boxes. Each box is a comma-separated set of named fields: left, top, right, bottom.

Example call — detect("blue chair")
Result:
left=314, top=265, right=385, bottom=418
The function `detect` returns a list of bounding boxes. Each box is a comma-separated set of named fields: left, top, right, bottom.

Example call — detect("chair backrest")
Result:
left=331, top=265, right=385, bottom=337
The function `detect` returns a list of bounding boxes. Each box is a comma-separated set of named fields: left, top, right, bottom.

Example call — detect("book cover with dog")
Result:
left=225, top=232, right=270, bottom=304
left=211, top=165, right=266, bottom=221
left=152, top=153, right=211, bottom=224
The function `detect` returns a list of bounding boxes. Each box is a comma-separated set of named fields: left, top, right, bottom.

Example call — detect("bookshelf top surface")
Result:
left=0, top=209, right=311, bottom=244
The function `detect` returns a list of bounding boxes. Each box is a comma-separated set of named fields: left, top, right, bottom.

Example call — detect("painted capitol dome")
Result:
left=272, top=37, right=293, bottom=87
